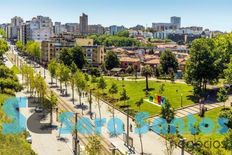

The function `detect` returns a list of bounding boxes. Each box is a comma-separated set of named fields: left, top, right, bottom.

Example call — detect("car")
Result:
left=35, top=107, right=43, bottom=113
left=26, top=134, right=32, bottom=144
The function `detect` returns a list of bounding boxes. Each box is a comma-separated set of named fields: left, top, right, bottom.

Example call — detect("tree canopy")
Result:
left=160, top=50, right=178, bottom=75
left=104, top=51, right=120, bottom=70
left=184, top=38, right=220, bottom=94
left=58, top=46, right=86, bottom=69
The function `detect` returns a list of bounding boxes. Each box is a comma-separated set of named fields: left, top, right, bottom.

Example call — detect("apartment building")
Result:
left=41, top=33, right=76, bottom=65
left=76, top=38, right=105, bottom=66
left=79, top=13, right=88, bottom=35
left=29, top=16, right=53, bottom=41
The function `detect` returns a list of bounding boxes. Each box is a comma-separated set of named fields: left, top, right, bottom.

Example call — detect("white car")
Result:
left=26, top=135, right=32, bottom=144
left=35, top=107, right=43, bottom=113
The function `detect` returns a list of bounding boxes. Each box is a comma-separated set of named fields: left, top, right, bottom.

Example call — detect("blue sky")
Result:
left=0, top=0, right=232, bottom=31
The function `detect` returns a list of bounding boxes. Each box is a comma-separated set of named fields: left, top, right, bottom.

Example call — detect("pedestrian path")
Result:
left=175, top=99, right=230, bottom=118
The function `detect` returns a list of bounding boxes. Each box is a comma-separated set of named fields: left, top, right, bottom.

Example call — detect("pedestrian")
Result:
left=130, top=124, right=133, bottom=132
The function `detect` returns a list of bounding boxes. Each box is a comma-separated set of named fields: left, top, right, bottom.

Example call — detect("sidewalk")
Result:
left=4, top=54, right=74, bottom=155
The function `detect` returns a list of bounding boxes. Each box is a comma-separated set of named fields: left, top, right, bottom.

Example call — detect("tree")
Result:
left=141, top=65, right=153, bottom=92
left=185, top=38, right=219, bottom=96
left=120, top=88, right=130, bottom=105
left=15, top=41, right=24, bottom=52
left=0, top=28, right=6, bottom=38
left=48, top=91, right=58, bottom=125
left=69, top=62, right=77, bottom=104
left=108, top=82, right=118, bottom=136
left=26, top=41, right=41, bottom=62
left=160, top=50, right=178, bottom=76
left=135, top=98, right=144, bottom=110
left=116, top=30, right=129, bottom=37
left=58, top=46, right=86, bottom=69
left=60, top=64, right=71, bottom=96
left=97, top=76, right=107, bottom=119
left=224, top=57, right=232, bottom=85
left=160, top=100, right=175, bottom=133
left=217, top=87, right=228, bottom=108
left=104, top=51, right=120, bottom=70
left=75, top=70, right=86, bottom=114
left=48, top=59, right=57, bottom=85
left=34, top=74, right=47, bottom=105
left=222, top=129, right=232, bottom=151
left=219, top=108, right=232, bottom=129
left=85, top=135, right=102, bottom=155
left=71, top=46, right=86, bottom=69
left=0, top=39, right=8, bottom=57
left=58, top=48, right=73, bottom=66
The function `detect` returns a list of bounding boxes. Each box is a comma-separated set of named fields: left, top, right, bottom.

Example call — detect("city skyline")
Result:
left=0, top=0, right=232, bottom=31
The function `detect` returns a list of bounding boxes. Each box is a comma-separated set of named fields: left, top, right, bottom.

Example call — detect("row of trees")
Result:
left=88, top=33, right=145, bottom=47
left=21, top=64, right=57, bottom=125
left=0, top=39, right=8, bottom=58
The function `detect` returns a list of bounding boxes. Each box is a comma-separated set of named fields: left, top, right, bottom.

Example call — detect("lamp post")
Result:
left=73, top=113, right=80, bottom=155
left=43, top=62, right=46, bottom=79
left=180, top=138, right=186, bottom=155
left=120, top=105, right=130, bottom=147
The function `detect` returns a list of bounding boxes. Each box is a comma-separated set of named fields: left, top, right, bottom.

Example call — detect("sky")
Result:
left=0, top=0, right=232, bottom=31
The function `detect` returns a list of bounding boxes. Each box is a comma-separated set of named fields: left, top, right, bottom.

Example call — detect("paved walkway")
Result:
left=7, top=48, right=190, bottom=155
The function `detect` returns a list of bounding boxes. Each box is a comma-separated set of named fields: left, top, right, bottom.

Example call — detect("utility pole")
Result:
left=126, top=106, right=129, bottom=147
left=121, top=105, right=130, bottom=147
left=43, top=64, right=46, bottom=79
left=74, top=113, right=80, bottom=155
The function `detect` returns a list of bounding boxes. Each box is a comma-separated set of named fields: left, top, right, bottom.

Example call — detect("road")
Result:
left=6, top=44, right=189, bottom=155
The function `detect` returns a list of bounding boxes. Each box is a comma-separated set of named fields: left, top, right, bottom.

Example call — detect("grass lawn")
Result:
left=181, top=107, right=231, bottom=155
left=92, top=77, right=195, bottom=116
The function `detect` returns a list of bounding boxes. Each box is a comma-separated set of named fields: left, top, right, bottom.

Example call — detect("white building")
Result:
left=29, top=16, right=53, bottom=41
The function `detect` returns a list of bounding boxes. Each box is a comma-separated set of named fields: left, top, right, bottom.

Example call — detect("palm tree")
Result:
left=141, top=65, right=153, bottom=93
left=75, top=70, right=86, bottom=115
left=48, top=59, right=57, bottom=85
left=108, top=82, right=118, bottom=136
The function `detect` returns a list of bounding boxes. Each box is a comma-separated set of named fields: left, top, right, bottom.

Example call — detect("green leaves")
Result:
left=160, top=49, right=178, bottom=74
left=58, top=46, right=86, bottom=69
left=104, top=51, right=120, bottom=70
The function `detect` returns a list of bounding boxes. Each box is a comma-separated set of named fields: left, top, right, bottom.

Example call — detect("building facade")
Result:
left=88, top=24, right=104, bottom=35
left=109, top=25, right=125, bottom=35
left=79, top=13, right=88, bottom=35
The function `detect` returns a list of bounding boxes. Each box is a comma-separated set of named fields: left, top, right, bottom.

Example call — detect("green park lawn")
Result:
left=95, top=77, right=195, bottom=116
left=181, top=107, right=231, bottom=155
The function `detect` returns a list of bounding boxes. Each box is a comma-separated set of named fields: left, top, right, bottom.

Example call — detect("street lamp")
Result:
left=73, top=113, right=80, bottom=155
left=179, top=138, right=186, bottom=155
left=43, top=63, right=46, bottom=79
left=120, top=105, right=130, bottom=147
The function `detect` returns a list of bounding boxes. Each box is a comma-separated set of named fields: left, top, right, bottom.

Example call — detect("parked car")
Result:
left=26, top=134, right=32, bottom=144
left=35, top=107, right=43, bottom=113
